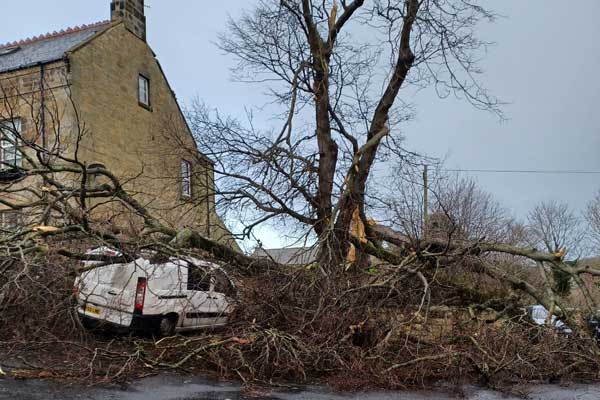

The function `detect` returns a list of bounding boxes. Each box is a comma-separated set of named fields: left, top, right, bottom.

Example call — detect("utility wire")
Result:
left=443, top=169, right=600, bottom=175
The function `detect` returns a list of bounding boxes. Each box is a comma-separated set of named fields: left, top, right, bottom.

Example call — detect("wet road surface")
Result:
left=1, top=373, right=600, bottom=399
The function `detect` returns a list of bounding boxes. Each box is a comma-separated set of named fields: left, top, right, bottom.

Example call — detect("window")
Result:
left=186, top=265, right=212, bottom=291
left=86, top=162, right=106, bottom=188
left=212, top=269, right=237, bottom=297
left=0, top=211, right=22, bottom=234
left=181, top=159, right=192, bottom=198
left=0, top=119, right=22, bottom=170
left=138, top=75, right=150, bottom=107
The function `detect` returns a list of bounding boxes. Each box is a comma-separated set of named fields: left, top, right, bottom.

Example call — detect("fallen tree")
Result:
left=1, top=0, right=600, bottom=391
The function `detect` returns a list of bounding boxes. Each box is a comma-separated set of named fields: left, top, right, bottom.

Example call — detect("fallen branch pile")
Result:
left=1, top=251, right=599, bottom=390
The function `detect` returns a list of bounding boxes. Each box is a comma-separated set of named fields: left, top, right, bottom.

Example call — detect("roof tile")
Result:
left=0, top=21, right=110, bottom=74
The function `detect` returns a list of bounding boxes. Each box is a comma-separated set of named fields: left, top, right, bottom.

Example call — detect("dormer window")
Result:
left=138, top=74, right=150, bottom=108
left=0, top=119, right=22, bottom=170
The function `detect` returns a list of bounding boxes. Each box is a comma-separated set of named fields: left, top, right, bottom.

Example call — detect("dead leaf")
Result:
left=232, top=337, right=252, bottom=345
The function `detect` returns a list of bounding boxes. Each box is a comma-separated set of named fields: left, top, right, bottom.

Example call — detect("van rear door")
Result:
left=107, top=260, right=145, bottom=310
left=79, top=264, right=117, bottom=315
left=79, top=259, right=144, bottom=322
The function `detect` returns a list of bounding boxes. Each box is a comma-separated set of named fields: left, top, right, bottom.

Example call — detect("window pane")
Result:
left=139, top=78, right=144, bottom=102
left=181, top=160, right=192, bottom=197
left=0, top=120, right=21, bottom=169
left=187, top=266, right=211, bottom=291
left=4, top=146, right=16, bottom=165
left=182, top=181, right=190, bottom=197
left=138, top=76, right=149, bottom=105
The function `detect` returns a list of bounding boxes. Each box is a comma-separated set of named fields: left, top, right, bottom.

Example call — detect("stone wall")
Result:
left=110, top=0, right=146, bottom=41
left=0, top=61, right=78, bottom=221
left=68, top=23, right=234, bottom=245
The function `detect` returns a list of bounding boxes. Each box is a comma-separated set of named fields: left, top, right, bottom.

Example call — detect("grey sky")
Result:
left=1, top=1, right=599, bottom=249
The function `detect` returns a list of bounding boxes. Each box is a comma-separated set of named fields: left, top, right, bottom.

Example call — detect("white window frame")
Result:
left=181, top=159, right=192, bottom=198
left=0, top=119, right=22, bottom=170
left=138, top=74, right=150, bottom=107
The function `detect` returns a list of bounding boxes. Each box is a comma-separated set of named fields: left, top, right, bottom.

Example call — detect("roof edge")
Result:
left=65, top=21, right=119, bottom=55
left=0, top=20, right=111, bottom=50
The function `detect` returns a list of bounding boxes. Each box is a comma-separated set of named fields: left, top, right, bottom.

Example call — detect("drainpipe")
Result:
left=38, top=62, right=50, bottom=225
left=38, top=62, right=46, bottom=157
left=205, top=164, right=211, bottom=238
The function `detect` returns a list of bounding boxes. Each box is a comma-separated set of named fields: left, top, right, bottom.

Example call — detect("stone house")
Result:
left=0, top=0, right=234, bottom=246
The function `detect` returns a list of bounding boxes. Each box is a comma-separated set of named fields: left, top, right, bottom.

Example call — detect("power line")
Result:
left=443, top=169, right=600, bottom=175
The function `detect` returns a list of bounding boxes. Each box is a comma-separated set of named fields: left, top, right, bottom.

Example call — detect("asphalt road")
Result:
left=1, top=374, right=600, bottom=400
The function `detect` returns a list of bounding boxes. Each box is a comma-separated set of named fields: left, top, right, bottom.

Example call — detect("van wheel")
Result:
left=158, top=315, right=177, bottom=337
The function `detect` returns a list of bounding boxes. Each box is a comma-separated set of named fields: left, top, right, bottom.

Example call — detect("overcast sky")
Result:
left=2, top=1, right=599, bottom=250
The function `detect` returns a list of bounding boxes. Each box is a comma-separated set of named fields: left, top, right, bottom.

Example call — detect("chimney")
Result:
left=111, top=0, right=146, bottom=41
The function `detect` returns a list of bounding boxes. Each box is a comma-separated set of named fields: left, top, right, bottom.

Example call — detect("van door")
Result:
left=79, top=264, right=117, bottom=315
left=79, top=259, right=143, bottom=325
left=181, top=265, right=219, bottom=328
left=107, top=260, right=143, bottom=311
left=210, top=269, right=235, bottom=324
left=147, top=262, right=187, bottom=325
left=206, top=290, right=231, bottom=325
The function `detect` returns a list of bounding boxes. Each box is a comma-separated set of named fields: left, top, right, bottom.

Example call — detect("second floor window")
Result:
left=138, top=75, right=150, bottom=107
left=0, top=119, right=22, bottom=170
left=181, top=159, right=192, bottom=198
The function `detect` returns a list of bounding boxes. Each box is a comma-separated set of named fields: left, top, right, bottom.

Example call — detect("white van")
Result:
left=74, top=247, right=236, bottom=336
left=529, top=304, right=572, bottom=336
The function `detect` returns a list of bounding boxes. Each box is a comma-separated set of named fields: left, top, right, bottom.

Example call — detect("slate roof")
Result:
left=0, top=21, right=110, bottom=74
left=252, top=247, right=317, bottom=265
